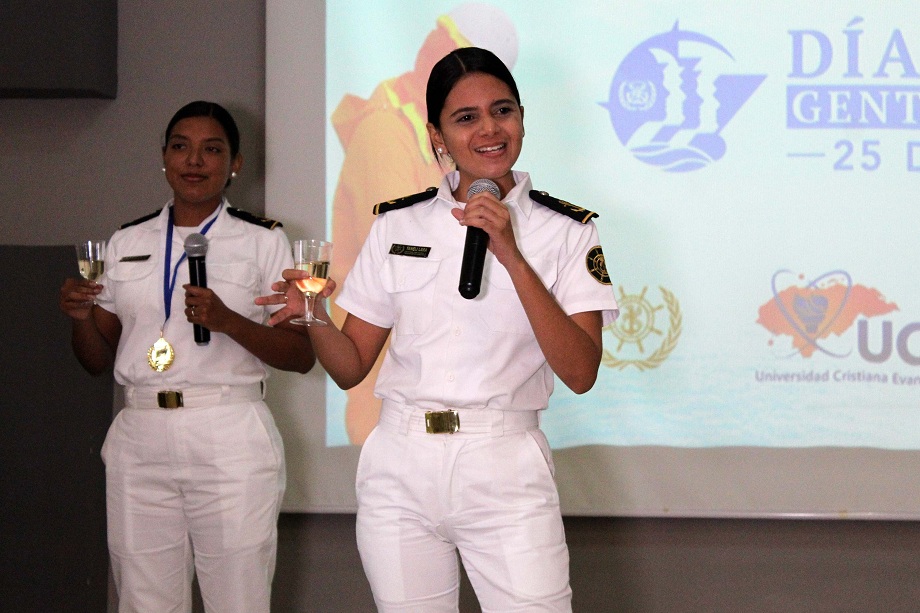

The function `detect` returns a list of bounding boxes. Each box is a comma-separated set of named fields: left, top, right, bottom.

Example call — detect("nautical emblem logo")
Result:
left=586, top=246, right=611, bottom=285
left=601, top=22, right=766, bottom=172
left=603, top=286, right=682, bottom=371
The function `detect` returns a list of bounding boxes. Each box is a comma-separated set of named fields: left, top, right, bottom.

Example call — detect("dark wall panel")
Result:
left=0, top=0, right=117, bottom=98
left=0, top=246, right=112, bottom=612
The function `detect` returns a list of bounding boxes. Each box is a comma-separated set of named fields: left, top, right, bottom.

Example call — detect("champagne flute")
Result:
left=75, top=239, right=106, bottom=282
left=290, top=239, right=332, bottom=326
left=75, top=239, right=106, bottom=305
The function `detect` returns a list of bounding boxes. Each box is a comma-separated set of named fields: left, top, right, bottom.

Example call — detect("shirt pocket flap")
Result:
left=208, top=261, right=259, bottom=291
left=379, top=257, right=441, bottom=294
left=106, top=258, right=156, bottom=282
left=486, top=255, right=558, bottom=290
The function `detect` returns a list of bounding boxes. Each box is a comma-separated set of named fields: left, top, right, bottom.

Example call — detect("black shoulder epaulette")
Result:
left=227, top=207, right=283, bottom=229
left=120, top=209, right=162, bottom=229
left=373, top=187, right=437, bottom=215
left=529, top=191, right=598, bottom=224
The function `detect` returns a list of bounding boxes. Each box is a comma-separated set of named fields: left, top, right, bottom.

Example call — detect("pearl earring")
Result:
left=231, top=171, right=237, bottom=178
left=437, top=147, right=443, bottom=154
left=161, top=167, right=166, bottom=172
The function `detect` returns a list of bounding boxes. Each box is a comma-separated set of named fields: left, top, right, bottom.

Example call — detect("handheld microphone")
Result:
left=184, top=233, right=210, bottom=345
left=458, top=179, right=501, bottom=299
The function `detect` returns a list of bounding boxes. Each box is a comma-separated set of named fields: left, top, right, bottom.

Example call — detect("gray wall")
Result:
left=3, top=1, right=920, bottom=612
left=0, top=0, right=266, bottom=246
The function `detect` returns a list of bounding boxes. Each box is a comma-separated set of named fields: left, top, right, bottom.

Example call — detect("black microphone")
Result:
left=458, top=179, right=501, bottom=299
left=184, top=233, right=210, bottom=345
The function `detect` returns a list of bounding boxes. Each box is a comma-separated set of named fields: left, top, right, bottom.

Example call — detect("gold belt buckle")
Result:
left=157, top=390, right=184, bottom=409
left=425, top=410, right=460, bottom=434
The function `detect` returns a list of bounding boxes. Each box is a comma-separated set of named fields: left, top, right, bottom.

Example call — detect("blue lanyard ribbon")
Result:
left=162, top=203, right=222, bottom=324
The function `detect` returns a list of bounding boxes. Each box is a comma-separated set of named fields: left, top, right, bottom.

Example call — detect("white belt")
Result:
left=125, top=384, right=263, bottom=409
left=379, top=400, right=539, bottom=436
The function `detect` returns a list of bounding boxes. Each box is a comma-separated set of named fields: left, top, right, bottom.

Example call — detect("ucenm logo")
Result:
left=757, top=269, right=920, bottom=367
left=602, top=22, right=766, bottom=172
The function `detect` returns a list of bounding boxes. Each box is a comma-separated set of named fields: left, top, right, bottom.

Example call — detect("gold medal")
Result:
left=147, top=335, right=175, bottom=372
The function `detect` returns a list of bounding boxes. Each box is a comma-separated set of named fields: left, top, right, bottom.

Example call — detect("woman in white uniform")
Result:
left=59, top=101, right=314, bottom=613
left=260, top=48, right=618, bottom=612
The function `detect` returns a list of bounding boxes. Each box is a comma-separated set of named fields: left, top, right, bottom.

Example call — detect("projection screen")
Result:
left=266, top=0, right=920, bottom=518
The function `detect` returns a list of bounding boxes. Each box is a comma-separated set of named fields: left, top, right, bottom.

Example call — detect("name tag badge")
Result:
left=120, top=254, right=151, bottom=262
left=389, top=244, right=431, bottom=258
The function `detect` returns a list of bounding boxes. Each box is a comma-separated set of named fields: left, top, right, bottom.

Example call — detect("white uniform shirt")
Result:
left=96, top=200, right=292, bottom=387
left=337, top=171, right=619, bottom=413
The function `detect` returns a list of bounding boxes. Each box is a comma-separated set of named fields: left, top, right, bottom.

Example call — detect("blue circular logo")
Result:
left=602, top=23, right=766, bottom=172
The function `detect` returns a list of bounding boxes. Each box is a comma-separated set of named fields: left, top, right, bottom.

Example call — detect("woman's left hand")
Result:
left=451, top=190, right=522, bottom=267
left=183, top=285, right=234, bottom=333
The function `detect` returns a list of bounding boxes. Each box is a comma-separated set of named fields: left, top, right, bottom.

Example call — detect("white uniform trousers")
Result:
left=101, top=392, right=285, bottom=613
left=356, top=402, right=572, bottom=612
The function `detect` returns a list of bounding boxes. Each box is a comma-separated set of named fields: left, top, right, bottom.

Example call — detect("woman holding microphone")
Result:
left=261, top=48, right=618, bottom=611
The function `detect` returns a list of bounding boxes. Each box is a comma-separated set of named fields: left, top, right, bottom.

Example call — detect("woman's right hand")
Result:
left=61, top=278, right=121, bottom=375
left=59, top=278, right=102, bottom=321
left=255, top=270, right=337, bottom=327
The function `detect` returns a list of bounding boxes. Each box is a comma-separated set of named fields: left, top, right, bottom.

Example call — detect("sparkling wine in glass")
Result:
left=75, top=239, right=106, bottom=282
left=290, top=239, right=332, bottom=326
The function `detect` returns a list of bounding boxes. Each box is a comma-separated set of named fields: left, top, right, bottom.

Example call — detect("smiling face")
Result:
left=427, top=72, right=524, bottom=198
left=162, top=116, right=242, bottom=212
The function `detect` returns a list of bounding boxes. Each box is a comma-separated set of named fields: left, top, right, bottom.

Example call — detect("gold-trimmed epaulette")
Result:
left=227, top=207, right=283, bottom=229
left=529, top=191, right=598, bottom=224
left=120, top=209, right=162, bottom=229
left=373, top=187, right=437, bottom=215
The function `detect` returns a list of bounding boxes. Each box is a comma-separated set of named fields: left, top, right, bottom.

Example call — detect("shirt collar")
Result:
left=155, top=197, right=229, bottom=233
left=437, top=170, right=534, bottom=218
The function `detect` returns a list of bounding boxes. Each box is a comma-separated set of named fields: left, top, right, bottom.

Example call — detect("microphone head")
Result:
left=467, top=178, right=501, bottom=200
left=184, top=232, right=209, bottom=258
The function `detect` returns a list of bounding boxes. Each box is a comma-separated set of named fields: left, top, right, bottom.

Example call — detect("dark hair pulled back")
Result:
left=426, top=46, right=521, bottom=132
left=163, top=100, right=241, bottom=158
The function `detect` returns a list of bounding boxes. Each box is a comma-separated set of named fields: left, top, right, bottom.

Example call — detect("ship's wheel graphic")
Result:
left=603, top=286, right=682, bottom=370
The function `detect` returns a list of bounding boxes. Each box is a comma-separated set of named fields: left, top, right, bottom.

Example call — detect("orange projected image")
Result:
left=329, top=4, right=518, bottom=444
